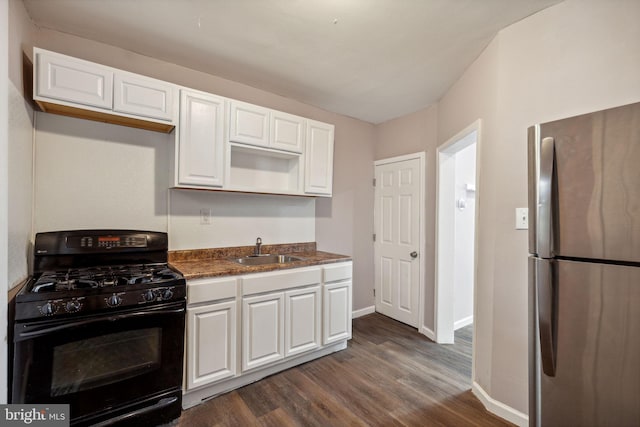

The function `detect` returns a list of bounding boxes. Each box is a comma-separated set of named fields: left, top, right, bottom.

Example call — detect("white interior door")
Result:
left=374, top=157, right=421, bottom=327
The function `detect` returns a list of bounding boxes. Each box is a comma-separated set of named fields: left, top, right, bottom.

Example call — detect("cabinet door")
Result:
left=285, top=286, right=321, bottom=357
left=271, top=111, right=304, bottom=153
left=304, top=120, right=335, bottom=195
left=113, top=72, right=175, bottom=122
left=229, top=101, right=270, bottom=147
left=323, top=281, right=352, bottom=345
left=186, top=301, right=236, bottom=390
left=177, top=89, right=226, bottom=187
left=242, top=293, right=284, bottom=371
left=35, top=49, right=113, bottom=110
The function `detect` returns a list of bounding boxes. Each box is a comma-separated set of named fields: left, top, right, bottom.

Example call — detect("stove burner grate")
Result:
left=29, top=263, right=180, bottom=293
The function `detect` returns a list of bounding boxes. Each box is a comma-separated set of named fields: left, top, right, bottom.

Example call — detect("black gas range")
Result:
left=12, top=230, right=186, bottom=427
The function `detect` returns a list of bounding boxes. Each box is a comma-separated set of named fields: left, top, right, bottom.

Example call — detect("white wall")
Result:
left=374, top=106, right=439, bottom=329
left=33, top=114, right=170, bottom=233
left=169, top=190, right=315, bottom=250
left=438, top=0, right=640, bottom=419
left=453, top=142, right=475, bottom=328
left=8, top=0, right=34, bottom=289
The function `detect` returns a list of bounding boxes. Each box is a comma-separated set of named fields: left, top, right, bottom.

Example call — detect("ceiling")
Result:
left=22, top=0, right=561, bottom=124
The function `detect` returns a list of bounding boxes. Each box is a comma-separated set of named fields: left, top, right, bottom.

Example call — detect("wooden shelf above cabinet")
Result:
left=35, top=100, right=175, bottom=133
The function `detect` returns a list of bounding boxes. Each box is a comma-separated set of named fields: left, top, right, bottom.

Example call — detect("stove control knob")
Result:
left=143, top=290, right=156, bottom=302
left=161, top=288, right=174, bottom=301
left=40, top=302, right=56, bottom=316
left=107, top=294, right=122, bottom=307
left=65, top=300, right=81, bottom=313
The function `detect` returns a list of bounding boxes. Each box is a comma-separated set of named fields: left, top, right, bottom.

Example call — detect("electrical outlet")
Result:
left=515, top=207, right=528, bottom=230
left=200, top=208, right=212, bottom=225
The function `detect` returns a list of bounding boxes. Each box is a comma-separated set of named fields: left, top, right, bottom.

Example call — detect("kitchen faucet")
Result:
left=254, top=237, right=262, bottom=256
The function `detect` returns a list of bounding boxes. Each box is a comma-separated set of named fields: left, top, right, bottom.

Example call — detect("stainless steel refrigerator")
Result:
left=528, top=102, right=640, bottom=427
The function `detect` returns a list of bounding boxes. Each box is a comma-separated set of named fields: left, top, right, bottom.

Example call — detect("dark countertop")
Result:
left=168, top=242, right=351, bottom=280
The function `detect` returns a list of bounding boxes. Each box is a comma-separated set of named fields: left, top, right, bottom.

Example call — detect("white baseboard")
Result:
left=472, top=381, right=528, bottom=427
left=352, top=305, right=375, bottom=318
left=454, top=315, right=473, bottom=330
left=420, top=325, right=436, bottom=341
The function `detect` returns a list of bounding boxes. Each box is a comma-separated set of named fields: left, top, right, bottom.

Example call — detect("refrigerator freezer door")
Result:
left=536, top=102, right=640, bottom=263
left=539, top=259, right=640, bottom=427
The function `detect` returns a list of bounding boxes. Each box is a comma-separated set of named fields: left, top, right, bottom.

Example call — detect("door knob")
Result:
left=410, top=251, right=418, bottom=259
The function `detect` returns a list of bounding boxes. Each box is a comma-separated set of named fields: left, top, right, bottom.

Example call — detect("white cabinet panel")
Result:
left=186, top=301, right=237, bottom=390
left=242, top=266, right=322, bottom=296
left=35, top=49, right=113, bottom=110
left=242, top=293, right=285, bottom=371
left=33, top=48, right=176, bottom=132
left=177, top=89, right=226, bottom=188
left=305, top=120, right=335, bottom=196
left=323, top=262, right=352, bottom=283
left=230, top=101, right=270, bottom=147
left=113, top=72, right=175, bottom=121
left=187, top=276, right=237, bottom=305
left=285, top=286, right=321, bottom=357
left=323, top=280, right=352, bottom=345
left=271, top=111, right=304, bottom=153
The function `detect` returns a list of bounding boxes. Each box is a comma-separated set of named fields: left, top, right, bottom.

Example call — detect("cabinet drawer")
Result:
left=187, top=277, right=237, bottom=305
left=242, top=267, right=322, bottom=295
left=323, top=262, right=352, bottom=283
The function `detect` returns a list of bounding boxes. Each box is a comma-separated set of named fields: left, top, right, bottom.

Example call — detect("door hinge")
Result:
left=373, top=233, right=376, bottom=242
left=373, top=289, right=376, bottom=297
left=373, top=178, right=376, bottom=187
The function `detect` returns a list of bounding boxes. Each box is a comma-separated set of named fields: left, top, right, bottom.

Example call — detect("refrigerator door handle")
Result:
left=536, top=258, right=556, bottom=376
left=537, top=136, right=555, bottom=258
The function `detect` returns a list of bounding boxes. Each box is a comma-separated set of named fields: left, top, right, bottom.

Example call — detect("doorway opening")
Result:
left=435, top=120, right=480, bottom=347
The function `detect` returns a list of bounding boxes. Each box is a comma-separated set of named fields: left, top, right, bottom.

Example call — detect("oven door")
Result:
left=12, top=301, right=185, bottom=424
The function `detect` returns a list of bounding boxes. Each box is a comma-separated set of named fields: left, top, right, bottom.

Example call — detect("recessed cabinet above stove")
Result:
left=33, top=48, right=178, bottom=133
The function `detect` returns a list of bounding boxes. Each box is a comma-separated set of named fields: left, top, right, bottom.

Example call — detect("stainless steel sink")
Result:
left=230, top=254, right=305, bottom=266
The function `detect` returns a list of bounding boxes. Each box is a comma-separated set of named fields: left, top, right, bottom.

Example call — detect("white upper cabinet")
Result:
left=33, top=47, right=177, bottom=133
left=113, top=71, right=175, bottom=121
left=230, top=101, right=305, bottom=154
left=304, top=120, right=335, bottom=196
left=229, top=101, right=270, bottom=147
left=176, top=89, right=226, bottom=188
left=271, top=111, right=305, bottom=153
left=36, top=48, right=113, bottom=110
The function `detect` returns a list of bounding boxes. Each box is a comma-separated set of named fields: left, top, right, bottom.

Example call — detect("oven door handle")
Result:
left=16, top=306, right=185, bottom=340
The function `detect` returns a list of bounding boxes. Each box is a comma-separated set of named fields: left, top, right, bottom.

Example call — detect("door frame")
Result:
left=373, top=151, right=426, bottom=329
left=1, top=0, right=9, bottom=404
left=435, top=119, right=481, bottom=345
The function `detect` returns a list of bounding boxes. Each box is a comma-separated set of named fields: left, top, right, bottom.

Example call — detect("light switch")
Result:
left=516, top=208, right=528, bottom=230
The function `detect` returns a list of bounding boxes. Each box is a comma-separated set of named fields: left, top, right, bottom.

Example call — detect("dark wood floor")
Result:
left=170, top=313, right=514, bottom=427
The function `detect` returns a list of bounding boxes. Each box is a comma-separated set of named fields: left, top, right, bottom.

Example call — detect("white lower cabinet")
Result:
left=183, top=262, right=351, bottom=409
left=186, top=300, right=236, bottom=390
left=285, top=285, right=321, bottom=357
left=185, top=277, right=238, bottom=391
left=242, top=292, right=285, bottom=371
left=323, top=281, right=352, bottom=344
left=323, top=262, right=353, bottom=345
